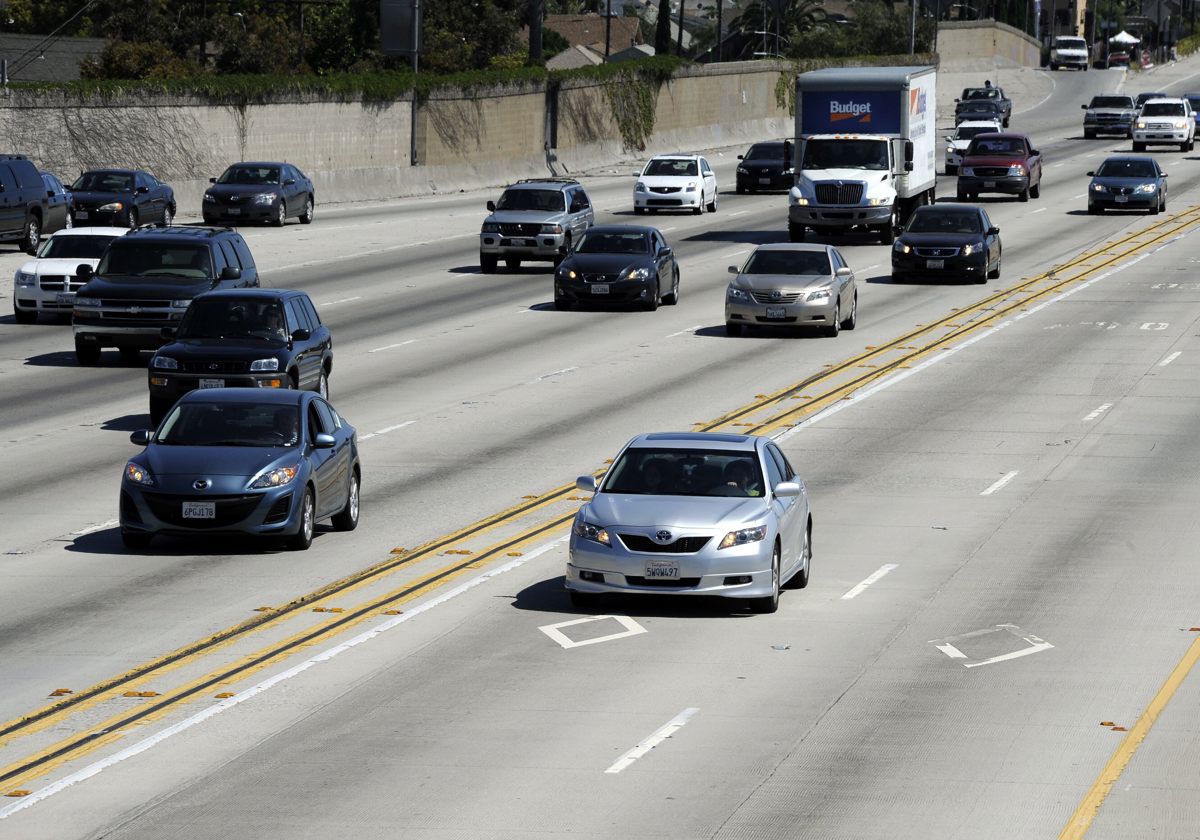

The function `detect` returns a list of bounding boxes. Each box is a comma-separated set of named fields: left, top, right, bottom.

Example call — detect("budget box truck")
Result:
left=788, top=65, right=937, bottom=244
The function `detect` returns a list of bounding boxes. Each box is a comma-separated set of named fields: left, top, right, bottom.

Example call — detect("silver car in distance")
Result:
left=566, top=432, right=812, bottom=614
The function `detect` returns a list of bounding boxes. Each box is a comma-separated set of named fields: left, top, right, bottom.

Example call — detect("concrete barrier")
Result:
left=936, top=20, right=1041, bottom=68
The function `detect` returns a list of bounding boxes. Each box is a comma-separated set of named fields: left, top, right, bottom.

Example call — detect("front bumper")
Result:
left=72, top=207, right=130, bottom=226
left=204, top=202, right=278, bottom=223
left=957, top=174, right=1029, bottom=195
left=634, top=189, right=703, bottom=210
left=148, top=371, right=289, bottom=402
left=74, top=321, right=178, bottom=350
left=1084, top=118, right=1133, bottom=135
left=1089, top=191, right=1158, bottom=210
left=892, top=249, right=987, bottom=278
left=1132, top=128, right=1191, bottom=144
left=480, top=231, right=566, bottom=260
left=556, top=276, right=656, bottom=305
left=736, top=173, right=791, bottom=191
left=789, top=203, right=891, bottom=228
left=725, top=296, right=837, bottom=327
left=120, top=481, right=302, bottom=538
left=565, top=531, right=775, bottom=599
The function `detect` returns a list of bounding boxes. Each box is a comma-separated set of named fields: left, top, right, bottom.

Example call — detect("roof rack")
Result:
left=128, top=224, right=234, bottom=237
left=513, top=177, right=580, bottom=185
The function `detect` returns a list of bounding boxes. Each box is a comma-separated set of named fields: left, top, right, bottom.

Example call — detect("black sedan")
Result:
left=120, top=388, right=360, bottom=551
left=553, top=225, right=679, bottom=311
left=69, top=169, right=175, bottom=228
left=954, top=100, right=1006, bottom=126
left=735, top=140, right=794, bottom=193
left=1087, top=155, right=1167, bottom=214
left=891, top=203, right=1001, bottom=284
left=203, top=162, right=315, bottom=227
left=41, top=171, right=74, bottom=234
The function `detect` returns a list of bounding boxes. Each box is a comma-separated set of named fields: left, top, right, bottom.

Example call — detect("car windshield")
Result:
left=495, top=188, right=565, bottom=212
left=1091, top=96, right=1134, bottom=108
left=1056, top=38, right=1086, bottom=49
left=745, top=143, right=788, bottom=160
left=217, top=166, right=281, bottom=185
left=36, top=234, right=119, bottom=260
left=966, top=137, right=1024, bottom=155
left=801, top=139, right=889, bottom=170
left=954, top=126, right=999, bottom=140
left=1137, top=93, right=1167, bottom=104
left=742, top=249, right=830, bottom=275
left=1142, top=102, right=1185, bottom=116
left=1096, top=159, right=1157, bottom=178
left=179, top=298, right=287, bottom=341
left=71, top=171, right=133, bottom=192
left=97, top=242, right=212, bottom=279
left=964, top=89, right=999, bottom=100
left=157, top=402, right=300, bottom=447
left=907, top=210, right=982, bottom=234
left=644, top=158, right=699, bottom=177
left=575, top=231, right=649, bottom=255
left=602, top=448, right=766, bottom=498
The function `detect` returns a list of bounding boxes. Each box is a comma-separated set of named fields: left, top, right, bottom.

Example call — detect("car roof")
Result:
left=649, top=153, right=701, bottom=160
left=751, top=243, right=829, bottom=253
left=46, top=226, right=130, bottom=238
left=584, top=224, right=656, bottom=235
left=957, top=120, right=1002, bottom=128
left=1142, top=97, right=1185, bottom=104
left=1096, top=155, right=1157, bottom=165
left=227, top=161, right=289, bottom=168
left=192, top=288, right=304, bottom=302
left=504, top=178, right=578, bottom=190
left=627, top=432, right=759, bottom=451
left=966, top=131, right=1027, bottom=140
left=912, top=202, right=980, bottom=213
left=80, top=168, right=138, bottom=175
left=178, top=387, right=306, bottom=406
left=120, top=226, right=234, bottom=242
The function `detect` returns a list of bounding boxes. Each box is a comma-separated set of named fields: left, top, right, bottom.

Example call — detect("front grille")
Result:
left=914, top=247, right=961, bottom=257
left=1110, top=186, right=1133, bottom=196
left=1095, top=114, right=1125, bottom=122
left=970, top=167, right=1011, bottom=177
left=814, top=182, right=864, bottom=204
left=618, top=534, right=710, bottom=554
left=750, top=291, right=802, bottom=304
left=649, top=186, right=681, bottom=194
left=142, top=493, right=262, bottom=528
left=181, top=360, right=250, bottom=374
left=625, top=576, right=702, bottom=587
left=498, top=223, right=541, bottom=235
left=37, top=275, right=84, bottom=292
left=263, top=493, right=293, bottom=525
left=582, top=273, right=616, bottom=283
left=98, top=298, right=172, bottom=308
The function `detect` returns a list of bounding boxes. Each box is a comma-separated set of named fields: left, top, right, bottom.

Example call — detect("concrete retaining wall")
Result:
left=937, top=20, right=1041, bottom=68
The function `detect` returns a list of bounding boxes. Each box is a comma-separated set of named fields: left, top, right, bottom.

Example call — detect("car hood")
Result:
left=562, top=253, right=652, bottom=273
left=961, top=155, right=1026, bottom=167
left=948, top=139, right=973, bottom=150
left=80, top=275, right=215, bottom=299
left=1054, top=46, right=1088, bottom=55
left=638, top=175, right=701, bottom=188
left=144, top=445, right=293, bottom=478
left=484, top=210, right=566, bottom=226
left=585, top=493, right=766, bottom=529
left=70, top=190, right=132, bottom=206
left=159, top=337, right=287, bottom=358
left=899, top=231, right=984, bottom=246
left=732, top=273, right=833, bottom=292
left=1088, top=107, right=1135, bottom=115
left=1091, top=176, right=1159, bottom=188
left=207, top=183, right=281, bottom=197
left=19, top=257, right=102, bottom=276
left=800, top=168, right=880, bottom=181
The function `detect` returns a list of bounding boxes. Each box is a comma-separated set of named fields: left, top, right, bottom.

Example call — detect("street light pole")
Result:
left=910, top=0, right=917, bottom=52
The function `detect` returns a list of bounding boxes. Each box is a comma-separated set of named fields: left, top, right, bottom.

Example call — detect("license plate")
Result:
left=1115, top=195, right=1129, bottom=203
left=199, top=378, right=224, bottom=388
left=983, top=181, right=996, bottom=188
left=75, top=210, right=88, bottom=220
left=926, top=259, right=945, bottom=269
left=226, top=208, right=241, bottom=216
left=645, top=560, right=680, bottom=580
left=591, top=284, right=610, bottom=294
left=182, top=501, right=215, bottom=519
left=56, top=292, right=75, bottom=304
left=766, top=306, right=786, bottom=318
left=758, top=177, right=771, bottom=184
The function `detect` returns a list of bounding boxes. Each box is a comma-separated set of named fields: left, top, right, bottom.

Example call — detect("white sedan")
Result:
left=945, top=119, right=1003, bottom=175
left=633, top=154, right=718, bottom=215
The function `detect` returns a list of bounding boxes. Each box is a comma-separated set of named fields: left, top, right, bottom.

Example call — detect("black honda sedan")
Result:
left=553, top=225, right=679, bottom=311
left=69, top=169, right=175, bottom=228
left=203, top=162, right=315, bottom=227
left=891, top=204, right=1002, bottom=284
left=735, top=140, right=795, bottom=193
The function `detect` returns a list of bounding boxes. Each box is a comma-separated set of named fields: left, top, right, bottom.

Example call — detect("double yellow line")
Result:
left=4, top=205, right=1200, bottom=825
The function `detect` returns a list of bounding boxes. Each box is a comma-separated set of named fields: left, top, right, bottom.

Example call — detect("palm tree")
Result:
left=727, top=0, right=828, bottom=59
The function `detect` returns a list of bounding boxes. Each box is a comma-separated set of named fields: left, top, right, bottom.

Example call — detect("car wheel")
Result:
left=74, top=338, right=100, bottom=366
left=273, top=201, right=287, bottom=227
left=840, top=291, right=857, bottom=330
left=633, top=206, right=645, bottom=215
left=1018, top=186, right=1030, bottom=202
left=1030, top=181, right=1040, bottom=199
left=878, top=205, right=898, bottom=244
left=725, top=322, right=742, bottom=336
left=161, top=204, right=175, bottom=227
left=1084, top=129, right=1096, bottom=139
left=21, top=215, right=40, bottom=253
left=331, top=470, right=360, bottom=532
left=149, top=395, right=174, bottom=426
left=987, top=255, right=1000, bottom=280
left=1133, top=141, right=1146, bottom=152
left=748, top=545, right=781, bottom=614
left=788, top=222, right=806, bottom=242
left=300, top=196, right=315, bottom=224
left=783, top=523, right=811, bottom=589
left=693, top=193, right=704, bottom=215
left=127, top=208, right=138, bottom=229
left=121, top=530, right=153, bottom=550
left=956, top=188, right=967, bottom=202
left=288, top=487, right=315, bottom=550
left=13, top=304, right=36, bottom=324
left=663, top=271, right=680, bottom=305
left=504, top=257, right=522, bottom=270
left=554, top=234, right=571, bottom=268
left=554, top=297, right=571, bottom=310
left=946, top=164, right=958, bottom=175
left=480, top=252, right=498, bottom=274
left=569, top=590, right=599, bottom=610
left=1088, top=204, right=1102, bottom=215
left=643, top=286, right=660, bottom=312
left=823, top=301, right=841, bottom=337
left=707, top=191, right=717, bottom=213
left=119, top=346, right=142, bottom=366
left=317, top=370, right=329, bottom=399
left=736, top=185, right=746, bottom=194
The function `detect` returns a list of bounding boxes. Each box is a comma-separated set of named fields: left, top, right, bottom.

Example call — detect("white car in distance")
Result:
left=633, top=154, right=718, bottom=215
left=945, top=119, right=1003, bottom=175
left=12, top=226, right=130, bottom=323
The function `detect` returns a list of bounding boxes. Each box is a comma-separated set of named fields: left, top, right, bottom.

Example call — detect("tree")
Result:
left=655, top=0, right=672, bottom=54
left=727, top=0, right=828, bottom=59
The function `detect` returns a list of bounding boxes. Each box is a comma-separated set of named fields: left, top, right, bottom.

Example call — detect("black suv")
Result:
left=147, top=289, right=333, bottom=424
left=0, top=154, right=51, bottom=253
left=72, top=226, right=259, bottom=366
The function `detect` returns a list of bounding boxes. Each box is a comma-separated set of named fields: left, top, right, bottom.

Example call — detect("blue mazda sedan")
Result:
left=119, top=388, right=360, bottom=550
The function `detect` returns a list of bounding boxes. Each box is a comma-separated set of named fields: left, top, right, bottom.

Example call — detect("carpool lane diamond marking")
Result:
left=929, top=624, right=1054, bottom=668
left=539, top=615, right=647, bottom=649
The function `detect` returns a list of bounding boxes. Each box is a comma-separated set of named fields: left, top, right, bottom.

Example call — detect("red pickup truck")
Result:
left=955, top=132, right=1043, bottom=203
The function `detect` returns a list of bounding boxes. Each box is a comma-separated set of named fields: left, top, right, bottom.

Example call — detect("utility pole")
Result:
left=910, top=0, right=917, bottom=52
left=716, top=0, right=723, bottom=61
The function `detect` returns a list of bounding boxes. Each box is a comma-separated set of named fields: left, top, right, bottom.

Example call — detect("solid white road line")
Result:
left=980, top=470, right=1019, bottom=496
left=1071, top=193, right=1086, bottom=199
left=0, top=538, right=570, bottom=819
left=1031, top=207, right=1048, bottom=214
left=362, top=420, right=417, bottom=440
left=322, top=296, right=362, bottom=306
left=1158, top=351, right=1182, bottom=367
left=368, top=339, right=418, bottom=354
left=604, top=708, right=700, bottom=774
left=841, top=564, right=899, bottom=600
left=73, top=519, right=119, bottom=537
left=666, top=325, right=702, bottom=338
left=1083, top=403, right=1113, bottom=421
left=530, top=366, right=577, bottom=383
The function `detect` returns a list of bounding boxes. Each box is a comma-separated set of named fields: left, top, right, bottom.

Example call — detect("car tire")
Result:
left=878, top=205, right=898, bottom=244
left=783, top=523, right=811, bottom=590
left=1133, top=141, right=1146, bottom=152
left=20, top=214, right=40, bottom=253
left=13, top=305, right=36, bottom=324
left=643, top=286, right=659, bottom=312
left=288, top=487, right=315, bottom=551
left=1018, top=186, right=1030, bottom=202
left=736, top=185, right=745, bottom=194
left=663, top=271, right=680, bottom=305
left=121, top=530, right=153, bottom=550
left=840, top=292, right=857, bottom=330
left=504, top=257, right=521, bottom=270
left=1151, top=198, right=1161, bottom=215
left=75, top=338, right=100, bottom=366
left=317, top=370, right=329, bottom=400
left=149, top=395, right=173, bottom=426
left=748, top=545, right=781, bottom=614
left=569, top=590, right=599, bottom=610
left=707, top=191, right=717, bottom=213
left=161, top=204, right=175, bottom=227
left=1030, top=181, right=1041, bottom=199
left=1089, top=204, right=1102, bottom=215
left=554, top=297, right=571, bottom=310
left=788, top=222, right=806, bottom=242
left=823, top=301, right=841, bottom=337
left=554, top=233, right=571, bottom=268
left=987, top=255, right=1001, bottom=280
left=693, top=193, right=704, bottom=215
left=127, top=208, right=138, bottom=229
left=480, top=253, right=498, bottom=274
left=300, top=196, right=315, bottom=224
left=273, top=201, right=287, bottom=227
left=331, top=470, right=360, bottom=532
left=119, top=346, right=142, bottom=366
left=633, top=206, right=645, bottom=215
left=725, top=322, right=742, bottom=337
left=946, top=164, right=958, bottom=175
left=957, top=188, right=968, bottom=202
left=1084, top=129, right=1096, bottom=139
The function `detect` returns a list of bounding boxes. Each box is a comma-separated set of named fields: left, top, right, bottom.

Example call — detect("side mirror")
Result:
left=291, top=328, right=311, bottom=342
left=220, top=265, right=242, bottom=280
left=904, top=162, right=914, bottom=172
left=1162, top=172, right=1169, bottom=177
left=209, top=177, right=217, bottom=183
left=737, top=154, right=744, bottom=159
left=943, top=135, right=953, bottom=142
left=136, top=186, right=150, bottom=194
left=130, top=430, right=152, bottom=446
left=486, top=200, right=496, bottom=211
left=728, top=265, right=740, bottom=274
left=76, top=263, right=93, bottom=281
left=159, top=326, right=176, bottom=340
left=575, top=475, right=597, bottom=493
left=987, top=226, right=1000, bottom=235
left=47, top=189, right=55, bottom=198
left=1086, top=171, right=1095, bottom=176
left=313, top=433, right=336, bottom=449
left=773, top=481, right=801, bottom=499
left=835, top=266, right=853, bottom=277
left=657, top=246, right=671, bottom=258
left=284, top=178, right=296, bottom=186
left=1081, top=104, right=1088, bottom=109
left=1030, top=149, right=1040, bottom=157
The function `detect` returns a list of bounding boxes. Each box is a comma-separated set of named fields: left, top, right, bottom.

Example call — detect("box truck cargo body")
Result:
left=788, top=65, right=937, bottom=244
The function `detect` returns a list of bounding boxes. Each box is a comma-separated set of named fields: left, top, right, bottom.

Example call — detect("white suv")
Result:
left=633, top=154, right=718, bottom=215
left=1133, top=98, right=1196, bottom=152
left=12, top=226, right=129, bottom=323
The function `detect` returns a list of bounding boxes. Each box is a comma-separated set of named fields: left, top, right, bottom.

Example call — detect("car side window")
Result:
left=0, top=164, right=17, bottom=192
left=134, top=172, right=148, bottom=190
left=763, top=449, right=784, bottom=490
left=307, top=403, right=326, bottom=443
left=314, top=399, right=339, bottom=431
left=286, top=299, right=311, bottom=333
left=210, top=244, right=228, bottom=272
left=767, top=445, right=795, bottom=480
left=299, top=295, right=321, bottom=327
left=220, top=240, right=240, bottom=268
left=232, top=236, right=256, bottom=271
left=701, top=158, right=711, bottom=174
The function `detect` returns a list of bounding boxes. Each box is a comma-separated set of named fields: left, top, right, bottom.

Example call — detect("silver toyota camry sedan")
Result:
left=725, top=242, right=857, bottom=337
left=566, top=432, right=812, bottom=614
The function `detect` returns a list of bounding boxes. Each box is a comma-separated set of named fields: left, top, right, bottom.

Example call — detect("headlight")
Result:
left=203, top=192, right=216, bottom=203
left=867, top=197, right=890, bottom=206
left=250, top=358, right=280, bottom=372
left=624, top=267, right=652, bottom=282
left=946, top=146, right=955, bottom=155
left=635, top=181, right=646, bottom=193
left=573, top=519, right=610, bottom=546
left=782, top=168, right=795, bottom=175
left=481, top=222, right=500, bottom=233
left=539, top=223, right=563, bottom=234
left=736, top=166, right=749, bottom=174
left=1137, top=121, right=1147, bottom=129
left=893, top=241, right=911, bottom=254
left=807, top=288, right=831, bottom=302
left=253, top=193, right=276, bottom=205
left=1090, top=183, right=1107, bottom=193
left=718, top=525, right=767, bottom=550
left=1007, top=164, right=1026, bottom=176
left=960, top=167, right=974, bottom=177
left=249, top=464, right=299, bottom=489
left=961, top=243, right=978, bottom=256
left=170, top=299, right=191, bottom=309
left=1175, top=120, right=1188, bottom=129
left=98, top=202, right=124, bottom=212
left=1135, top=183, right=1157, bottom=194
left=684, top=181, right=697, bottom=192
left=727, top=285, right=749, bottom=301
left=124, top=461, right=155, bottom=486
left=15, top=271, right=36, bottom=287
left=74, top=296, right=101, bottom=307
left=791, top=195, right=809, bottom=205
left=152, top=355, right=178, bottom=370
left=560, top=268, right=578, bottom=280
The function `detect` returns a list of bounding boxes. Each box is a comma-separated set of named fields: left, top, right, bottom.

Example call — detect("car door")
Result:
left=701, top=157, right=717, bottom=197
left=147, top=173, right=171, bottom=220
left=219, top=239, right=247, bottom=287
left=1025, top=140, right=1042, bottom=186
left=767, top=444, right=805, bottom=577
left=285, top=165, right=306, bottom=208
left=41, top=173, right=66, bottom=231
left=314, top=397, right=350, bottom=510
left=980, top=208, right=999, bottom=267
left=762, top=445, right=797, bottom=571
left=286, top=297, right=317, bottom=389
left=304, top=398, right=340, bottom=518
left=0, top=164, right=22, bottom=236
left=133, top=172, right=156, bottom=222
left=830, top=247, right=852, bottom=303
left=651, top=230, right=669, bottom=297
left=1157, top=161, right=1167, bottom=199
left=568, top=187, right=592, bottom=239
left=298, top=294, right=332, bottom=368
left=231, top=235, right=258, bottom=286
